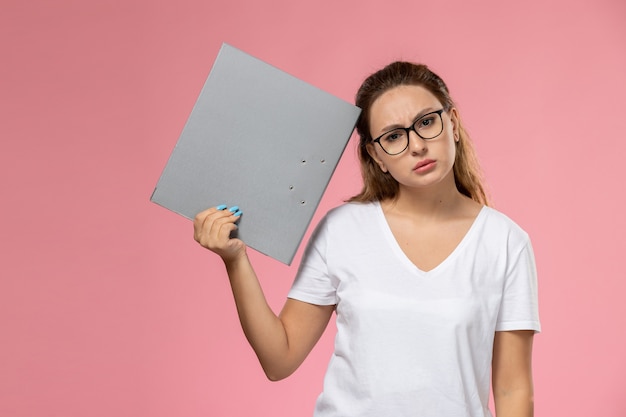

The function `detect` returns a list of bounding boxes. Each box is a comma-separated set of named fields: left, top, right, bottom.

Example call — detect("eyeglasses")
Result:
left=372, top=109, right=445, bottom=155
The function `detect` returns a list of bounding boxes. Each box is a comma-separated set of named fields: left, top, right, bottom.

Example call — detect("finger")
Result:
left=200, top=220, right=241, bottom=254
left=198, top=207, right=242, bottom=247
left=207, top=210, right=240, bottom=244
left=194, top=204, right=228, bottom=223
left=225, top=237, right=245, bottom=254
left=194, top=205, right=229, bottom=238
left=206, top=206, right=241, bottom=227
left=216, top=220, right=239, bottom=244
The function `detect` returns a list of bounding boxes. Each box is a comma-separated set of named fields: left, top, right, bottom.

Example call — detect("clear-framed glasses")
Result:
left=372, top=109, right=446, bottom=155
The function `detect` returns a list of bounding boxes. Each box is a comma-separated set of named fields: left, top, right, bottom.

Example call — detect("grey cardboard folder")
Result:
left=151, top=44, right=361, bottom=265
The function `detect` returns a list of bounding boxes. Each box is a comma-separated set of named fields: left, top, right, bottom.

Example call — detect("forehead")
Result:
left=369, top=85, right=441, bottom=133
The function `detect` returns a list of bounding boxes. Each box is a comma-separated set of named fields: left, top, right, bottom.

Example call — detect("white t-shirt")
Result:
left=288, top=202, right=541, bottom=417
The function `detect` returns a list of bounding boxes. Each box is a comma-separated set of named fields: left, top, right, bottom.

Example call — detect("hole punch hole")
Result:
left=300, top=200, right=306, bottom=205
left=289, top=185, right=294, bottom=190
left=320, top=159, right=326, bottom=164
left=301, top=159, right=307, bottom=164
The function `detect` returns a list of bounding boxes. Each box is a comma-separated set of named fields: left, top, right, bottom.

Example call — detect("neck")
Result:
left=386, top=176, right=467, bottom=219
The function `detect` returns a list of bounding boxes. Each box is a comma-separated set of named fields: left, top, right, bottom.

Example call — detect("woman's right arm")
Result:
left=194, top=206, right=334, bottom=381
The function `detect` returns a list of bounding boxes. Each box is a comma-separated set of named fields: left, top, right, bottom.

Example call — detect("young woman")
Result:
left=193, top=62, right=540, bottom=417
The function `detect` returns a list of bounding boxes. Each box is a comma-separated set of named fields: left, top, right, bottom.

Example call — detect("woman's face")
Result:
left=366, top=84, right=460, bottom=194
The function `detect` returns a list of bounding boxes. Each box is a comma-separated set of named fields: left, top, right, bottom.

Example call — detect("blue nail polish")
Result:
left=228, top=206, right=240, bottom=213
left=233, top=210, right=242, bottom=217
left=216, top=204, right=227, bottom=210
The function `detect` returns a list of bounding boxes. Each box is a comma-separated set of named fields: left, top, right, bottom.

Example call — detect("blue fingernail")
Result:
left=228, top=206, right=239, bottom=213
left=216, top=204, right=227, bottom=210
left=233, top=210, right=242, bottom=217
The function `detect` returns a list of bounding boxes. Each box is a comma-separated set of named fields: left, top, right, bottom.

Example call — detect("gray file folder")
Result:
left=151, top=43, right=361, bottom=265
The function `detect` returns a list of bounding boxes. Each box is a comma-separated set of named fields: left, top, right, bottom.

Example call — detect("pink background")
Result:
left=2, top=0, right=625, bottom=416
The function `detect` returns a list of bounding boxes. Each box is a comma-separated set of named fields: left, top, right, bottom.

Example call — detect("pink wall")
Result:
left=2, top=0, right=625, bottom=416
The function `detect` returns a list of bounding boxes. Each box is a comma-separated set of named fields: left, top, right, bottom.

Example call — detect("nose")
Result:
left=408, top=129, right=427, bottom=154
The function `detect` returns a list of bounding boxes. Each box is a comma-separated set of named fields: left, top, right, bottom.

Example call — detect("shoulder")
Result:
left=323, top=201, right=379, bottom=224
left=475, top=208, right=538, bottom=279
left=298, top=202, right=380, bottom=271
left=308, top=201, right=381, bottom=247
left=479, top=206, right=531, bottom=246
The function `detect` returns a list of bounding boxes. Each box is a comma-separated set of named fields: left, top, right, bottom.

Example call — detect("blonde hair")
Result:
left=349, top=62, right=489, bottom=206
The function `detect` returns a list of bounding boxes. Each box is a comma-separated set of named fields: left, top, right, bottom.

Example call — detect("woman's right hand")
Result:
left=193, top=205, right=245, bottom=263
left=194, top=205, right=334, bottom=382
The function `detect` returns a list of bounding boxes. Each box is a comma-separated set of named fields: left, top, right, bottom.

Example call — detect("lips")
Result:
left=413, top=159, right=436, bottom=172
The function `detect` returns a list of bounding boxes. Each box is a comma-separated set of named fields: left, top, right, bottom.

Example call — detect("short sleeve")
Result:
left=495, top=238, right=541, bottom=333
left=288, top=216, right=338, bottom=305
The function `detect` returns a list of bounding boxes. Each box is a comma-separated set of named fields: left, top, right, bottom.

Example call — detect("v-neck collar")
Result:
left=373, top=201, right=488, bottom=275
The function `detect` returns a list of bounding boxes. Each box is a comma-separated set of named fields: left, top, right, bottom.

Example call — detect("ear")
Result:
left=366, top=142, right=388, bottom=173
left=449, top=107, right=460, bottom=142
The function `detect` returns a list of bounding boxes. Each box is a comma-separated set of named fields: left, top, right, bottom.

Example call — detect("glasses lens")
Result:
left=379, top=130, right=408, bottom=155
left=376, top=111, right=445, bottom=155
left=414, top=111, right=443, bottom=139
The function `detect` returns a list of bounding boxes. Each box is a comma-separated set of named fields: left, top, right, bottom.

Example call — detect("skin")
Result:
left=366, top=85, right=482, bottom=272
left=193, top=206, right=334, bottom=381
left=194, top=84, right=535, bottom=415
left=367, top=85, right=535, bottom=416
left=492, top=330, right=535, bottom=417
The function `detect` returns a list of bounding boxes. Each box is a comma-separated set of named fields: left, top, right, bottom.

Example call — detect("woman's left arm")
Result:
left=492, top=330, right=535, bottom=417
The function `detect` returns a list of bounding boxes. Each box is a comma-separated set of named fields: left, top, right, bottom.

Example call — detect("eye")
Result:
left=418, top=115, right=435, bottom=128
left=382, top=130, right=405, bottom=143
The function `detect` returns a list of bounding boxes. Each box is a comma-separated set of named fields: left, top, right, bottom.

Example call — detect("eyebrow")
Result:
left=377, top=107, right=437, bottom=133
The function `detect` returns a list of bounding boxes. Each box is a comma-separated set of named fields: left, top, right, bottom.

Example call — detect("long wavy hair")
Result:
left=348, top=62, right=489, bottom=206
